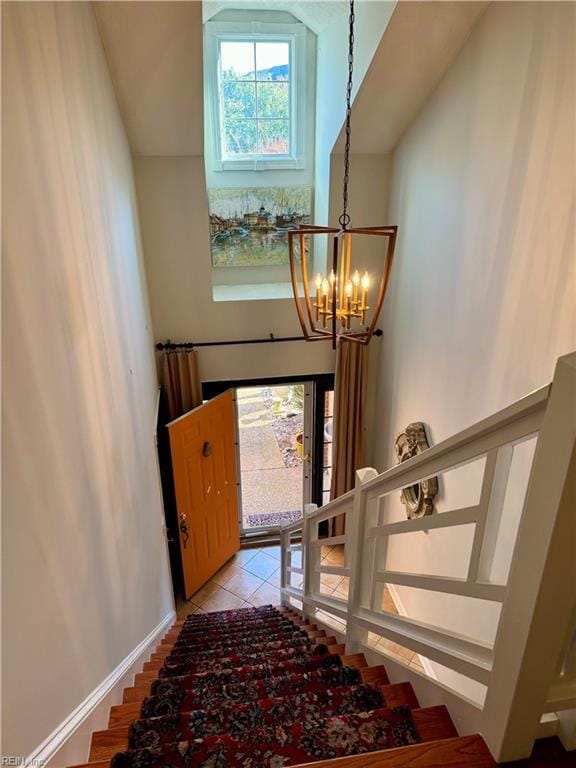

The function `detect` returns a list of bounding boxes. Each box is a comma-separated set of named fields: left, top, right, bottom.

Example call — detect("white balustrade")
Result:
left=280, top=352, right=576, bottom=761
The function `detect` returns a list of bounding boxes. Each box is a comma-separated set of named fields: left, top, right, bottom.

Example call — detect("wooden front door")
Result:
left=168, top=390, right=240, bottom=598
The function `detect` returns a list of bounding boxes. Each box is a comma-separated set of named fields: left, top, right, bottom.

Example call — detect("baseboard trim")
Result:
left=27, top=610, right=176, bottom=768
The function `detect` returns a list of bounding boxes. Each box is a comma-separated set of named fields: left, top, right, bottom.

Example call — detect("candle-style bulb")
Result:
left=352, top=270, right=360, bottom=286
left=345, top=280, right=353, bottom=297
left=361, top=272, right=370, bottom=291
left=315, top=273, right=323, bottom=290
left=321, top=278, right=330, bottom=296
left=329, top=270, right=336, bottom=285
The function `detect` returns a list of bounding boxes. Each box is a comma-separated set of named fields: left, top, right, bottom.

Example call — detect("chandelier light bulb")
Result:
left=352, top=270, right=360, bottom=286
left=361, top=272, right=370, bottom=291
left=315, top=273, right=323, bottom=290
left=321, top=278, right=330, bottom=296
left=345, top=280, right=353, bottom=297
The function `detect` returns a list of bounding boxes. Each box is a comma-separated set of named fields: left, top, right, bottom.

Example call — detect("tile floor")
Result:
left=176, top=544, right=424, bottom=673
left=176, top=546, right=284, bottom=618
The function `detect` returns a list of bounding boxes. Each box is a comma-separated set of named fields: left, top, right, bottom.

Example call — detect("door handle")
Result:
left=179, top=518, right=190, bottom=549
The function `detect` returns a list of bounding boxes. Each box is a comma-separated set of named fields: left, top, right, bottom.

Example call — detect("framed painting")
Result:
left=209, top=186, right=312, bottom=267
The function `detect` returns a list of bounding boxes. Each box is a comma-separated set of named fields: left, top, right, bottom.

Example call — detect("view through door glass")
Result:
left=237, top=384, right=306, bottom=531
left=322, top=389, right=334, bottom=505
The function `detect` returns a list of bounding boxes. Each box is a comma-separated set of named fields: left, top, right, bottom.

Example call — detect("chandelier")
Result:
left=288, top=0, right=397, bottom=349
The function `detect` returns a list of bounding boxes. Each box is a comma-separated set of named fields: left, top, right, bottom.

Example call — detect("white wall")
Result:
left=2, top=2, right=173, bottom=757
left=93, top=1, right=334, bottom=382
left=133, top=155, right=335, bottom=381
left=370, top=1, right=575, bottom=699
left=314, top=1, right=395, bottom=258
left=96, top=2, right=396, bottom=384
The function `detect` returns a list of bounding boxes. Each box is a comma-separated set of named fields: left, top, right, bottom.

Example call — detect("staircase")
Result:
left=73, top=604, right=495, bottom=768
left=68, top=353, right=574, bottom=767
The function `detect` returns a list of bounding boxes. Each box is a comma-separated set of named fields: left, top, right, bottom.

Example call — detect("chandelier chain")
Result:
left=339, top=0, right=355, bottom=229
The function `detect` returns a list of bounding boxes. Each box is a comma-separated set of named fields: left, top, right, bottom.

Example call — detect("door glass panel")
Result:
left=237, top=384, right=307, bottom=532
left=322, top=390, right=334, bottom=505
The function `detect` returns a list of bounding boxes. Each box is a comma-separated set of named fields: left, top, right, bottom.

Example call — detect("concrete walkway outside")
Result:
left=237, top=386, right=303, bottom=529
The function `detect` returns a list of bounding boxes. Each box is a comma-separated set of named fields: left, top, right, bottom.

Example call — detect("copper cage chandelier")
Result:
left=288, top=0, right=397, bottom=349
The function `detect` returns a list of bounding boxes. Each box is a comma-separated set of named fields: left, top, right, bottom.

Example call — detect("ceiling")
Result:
left=94, top=1, right=205, bottom=156
left=94, top=1, right=489, bottom=158
left=333, top=1, right=490, bottom=154
left=203, top=1, right=349, bottom=33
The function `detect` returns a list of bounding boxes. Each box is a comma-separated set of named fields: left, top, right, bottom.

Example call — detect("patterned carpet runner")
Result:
left=112, top=605, right=419, bottom=767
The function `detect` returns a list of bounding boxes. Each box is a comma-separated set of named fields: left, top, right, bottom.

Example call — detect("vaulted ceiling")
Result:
left=94, top=1, right=204, bottom=156
left=94, top=1, right=489, bottom=159
left=203, top=1, right=349, bottom=33
left=333, top=1, right=489, bottom=154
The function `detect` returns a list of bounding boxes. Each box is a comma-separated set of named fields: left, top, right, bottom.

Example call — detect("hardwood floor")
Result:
left=502, top=737, right=575, bottom=766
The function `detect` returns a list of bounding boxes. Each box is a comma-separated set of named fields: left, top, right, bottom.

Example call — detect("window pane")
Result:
left=221, top=41, right=255, bottom=81
left=258, top=82, right=289, bottom=118
left=258, top=119, right=289, bottom=154
left=222, top=82, right=256, bottom=119
left=255, top=42, right=289, bottom=81
left=224, top=119, right=257, bottom=155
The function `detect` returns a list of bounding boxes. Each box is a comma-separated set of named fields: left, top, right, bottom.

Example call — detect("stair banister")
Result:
left=280, top=510, right=310, bottom=608
left=346, top=466, right=379, bottom=652
left=481, top=352, right=576, bottom=760
left=280, top=351, right=576, bottom=762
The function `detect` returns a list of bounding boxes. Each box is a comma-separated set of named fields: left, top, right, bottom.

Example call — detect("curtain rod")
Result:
left=156, top=329, right=382, bottom=351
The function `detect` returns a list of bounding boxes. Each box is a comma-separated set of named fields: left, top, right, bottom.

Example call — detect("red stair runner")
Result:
left=111, top=605, right=420, bottom=767
left=142, top=657, right=358, bottom=718
left=129, top=684, right=387, bottom=747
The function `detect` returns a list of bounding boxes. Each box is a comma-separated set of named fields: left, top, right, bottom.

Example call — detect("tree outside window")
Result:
left=220, top=40, right=291, bottom=157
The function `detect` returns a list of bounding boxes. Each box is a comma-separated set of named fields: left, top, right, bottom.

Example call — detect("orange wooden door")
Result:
left=168, top=390, right=240, bottom=598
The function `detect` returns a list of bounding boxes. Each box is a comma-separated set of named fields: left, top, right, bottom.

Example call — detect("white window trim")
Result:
left=204, top=21, right=307, bottom=171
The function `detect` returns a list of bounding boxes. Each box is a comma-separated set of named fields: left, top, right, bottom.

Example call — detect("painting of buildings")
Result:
left=208, top=186, right=312, bottom=267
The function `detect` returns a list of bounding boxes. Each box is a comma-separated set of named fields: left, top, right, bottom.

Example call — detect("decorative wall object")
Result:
left=209, top=186, right=312, bottom=267
left=394, top=422, right=438, bottom=519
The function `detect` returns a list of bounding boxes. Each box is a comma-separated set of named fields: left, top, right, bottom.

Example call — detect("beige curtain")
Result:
left=330, top=341, right=368, bottom=535
left=162, top=351, right=202, bottom=421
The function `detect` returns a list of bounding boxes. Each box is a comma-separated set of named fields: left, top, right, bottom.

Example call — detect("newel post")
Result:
left=345, top=467, right=379, bottom=652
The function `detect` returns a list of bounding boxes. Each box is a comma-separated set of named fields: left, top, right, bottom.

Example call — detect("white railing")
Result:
left=280, top=352, right=576, bottom=762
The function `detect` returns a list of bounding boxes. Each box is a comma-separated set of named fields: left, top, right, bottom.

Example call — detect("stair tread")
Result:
left=127, top=651, right=349, bottom=704
left=93, top=683, right=388, bottom=760
left=109, top=672, right=417, bottom=728
left=71, top=762, right=110, bottom=768
left=142, top=638, right=340, bottom=673
left=93, top=703, right=452, bottom=762
left=292, top=735, right=496, bottom=767
left=105, top=707, right=420, bottom=766
left=79, top=737, right=495, bottom=768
